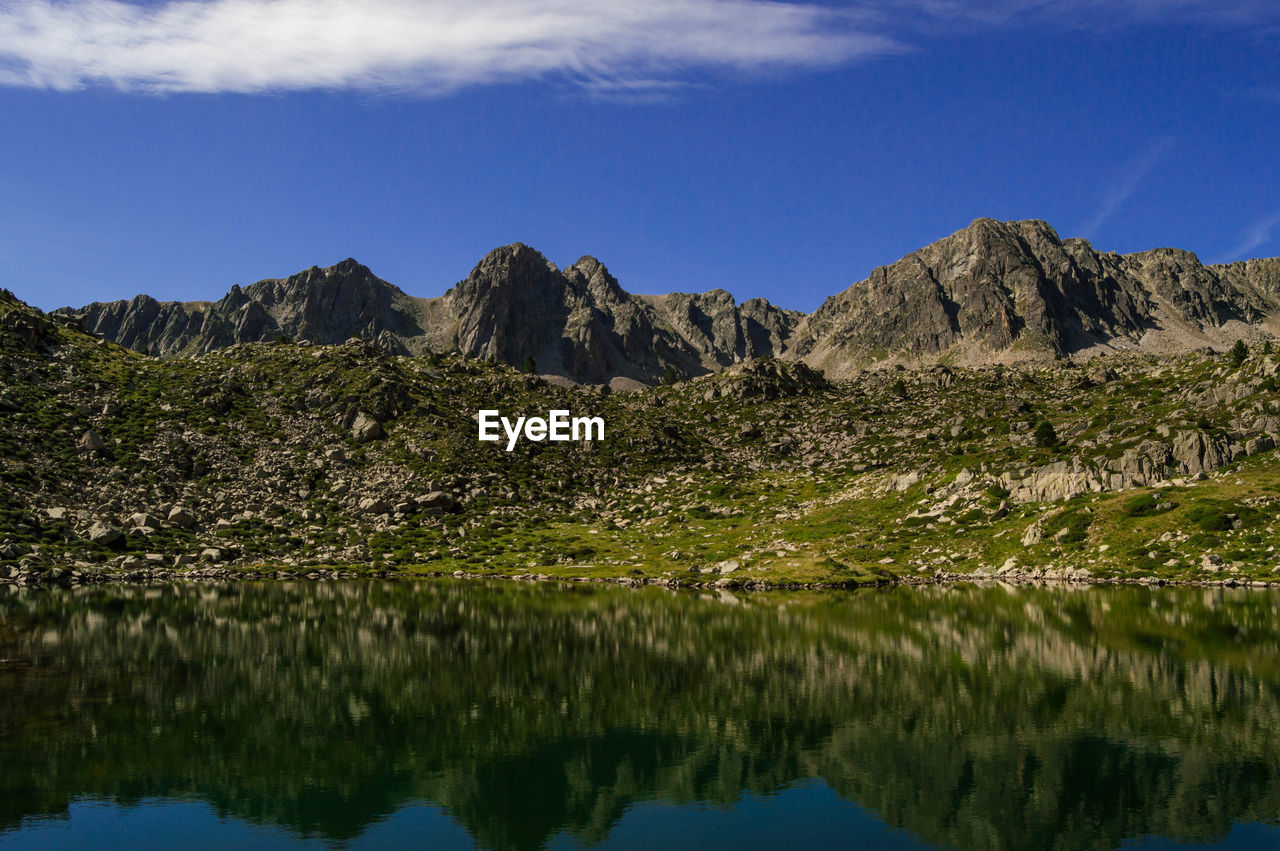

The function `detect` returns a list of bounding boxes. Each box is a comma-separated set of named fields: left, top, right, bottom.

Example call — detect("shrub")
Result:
left=1034, top=420, right=1058, bottom=448
left=1122, top=494, right=1159, bottom=516
left=890, top=378, right=907, bottom=398
left=984, top=484, right=1010, bottom=502
left=1044, top=509, right=1091, bottom=544
left=1187, top=504, right=1231, bottom=532
left=1229, top=339, right=1247, bottom=368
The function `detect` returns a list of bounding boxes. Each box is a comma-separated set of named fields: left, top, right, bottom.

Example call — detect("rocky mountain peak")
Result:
left=330, top=257, right=369, bottom=275
left=56, top=218, right=1280, bottom=384
left=791, top=218, right=1280, bottom=377
left=564, top=256, right=628, bottom=305
left=468, top=243, right=558, bottom=280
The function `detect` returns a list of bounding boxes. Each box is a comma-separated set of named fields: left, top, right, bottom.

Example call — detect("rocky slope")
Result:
left=60, top=219, right=1280, bottom=384
left=6, top=288, right=1280, bottom=588
left=792, top=219, right=1280, bottom=375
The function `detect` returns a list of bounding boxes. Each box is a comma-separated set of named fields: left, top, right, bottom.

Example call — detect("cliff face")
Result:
left=790, top=219, right=1280, bottom=375
left=66, top=244, right=800, bottom=385
left=70, top=259, right=437, bottom=357
left=62, top=220, right=1280, bottom=383
left=440, top=244, right=803, bottom=384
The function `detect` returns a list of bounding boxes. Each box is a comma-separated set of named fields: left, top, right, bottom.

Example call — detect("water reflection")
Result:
left=1, top=581, right=1279, bottom=850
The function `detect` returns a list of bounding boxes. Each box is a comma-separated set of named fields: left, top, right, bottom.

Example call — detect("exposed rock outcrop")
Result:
left=790, top=219, right=1280, bottom=376
left=59, top=219, right=1280, bottom=384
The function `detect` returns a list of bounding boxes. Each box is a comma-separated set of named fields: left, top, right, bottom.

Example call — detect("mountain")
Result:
left=63, top=258, right=437, bottom=358
left=441, top=244, right=799, bottom=384
left=791, top=219, right=1280, bottom=376
left=61, top=219, right=1280, bottom=384
left=64, top=246, right=800, bottom=385
left=9, top=279, right=1280, bottom=589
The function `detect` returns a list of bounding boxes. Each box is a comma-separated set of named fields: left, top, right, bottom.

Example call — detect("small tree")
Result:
left=1230, top=339, right=1247, bottom=368
left=890, top=378, right=907, bottom=398
left=522, top=355, right=536, bottom=375
left=277, top=333, right=292, bottom=345
left=1034, top=420, right=1058, bottom=449
left=1264, top=339, right=1273, bottom=356
left=662, top=365, right=679, bottom=386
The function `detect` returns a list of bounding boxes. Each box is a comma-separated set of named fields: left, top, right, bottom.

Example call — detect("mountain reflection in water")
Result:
left=1, top=580, right=1279, bottom=850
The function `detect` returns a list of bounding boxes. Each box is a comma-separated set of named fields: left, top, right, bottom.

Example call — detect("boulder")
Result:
left=1245, top=435, right=1275, bottom=456
left=1171, top=430, right=1227, bottom=477
left=128, top=512, right=164, bottom=530
left=88, top=521, right=123, bottom=547
left=358, top=497, right=393, bottom=515
left=892, top=471, right=922, bottom=492
left=167, top=506, right=196, bottom=528
left=417, top=491, right=461, bottom=513
left=351, top=412, right=384, bottom=443
left=80, top=430, right=106, bottom=452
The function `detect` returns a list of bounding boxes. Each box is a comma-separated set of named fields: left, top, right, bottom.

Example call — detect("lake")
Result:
left=1, top=580, right=1278, bottom=850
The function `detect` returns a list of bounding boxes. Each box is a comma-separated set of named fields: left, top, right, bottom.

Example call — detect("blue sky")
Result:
left=1, top=0, right=1278, bottom=313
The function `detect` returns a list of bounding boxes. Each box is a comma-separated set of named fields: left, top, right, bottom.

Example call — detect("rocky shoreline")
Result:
left=5, top=563, right=1277, bottom=591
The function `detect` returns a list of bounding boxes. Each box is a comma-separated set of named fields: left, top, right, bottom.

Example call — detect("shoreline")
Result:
left=4, top=564, right=1277, bottom=591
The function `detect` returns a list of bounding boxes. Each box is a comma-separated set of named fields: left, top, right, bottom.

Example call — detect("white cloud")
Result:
left=1, top=0, right=1275, bottom=97
left=1219, top=209, right=1280, bottom=263
left=0, top=0, right=901, bottom=95
left=1080, top=136, right=1173, bottom=239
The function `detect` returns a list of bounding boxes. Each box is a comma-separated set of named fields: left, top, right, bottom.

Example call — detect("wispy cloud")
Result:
left=1080, top=136, right=1174, bottom=239
left=0, top=0, right=901, bottom=95
left=1, top=0, right=1276, bottom=98
left=1218, top=209, right=1280, bottom=263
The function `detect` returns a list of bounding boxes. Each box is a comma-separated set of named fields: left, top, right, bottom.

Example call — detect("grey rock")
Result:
left=357, top=497, right=393, bottom=515
left=167, top=506, right=196, bottom=528
left=351, top=412, right=385, bottom=443
left=87, top=521, right=123, bottom=547
left=128, top=512, right=164, bottom=530
left=417, top=491, right=461, bottom=513
left=1246, top=435, right=1275, bottom=456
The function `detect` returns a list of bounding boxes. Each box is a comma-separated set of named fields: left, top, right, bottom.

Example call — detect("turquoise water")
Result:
left=1, top=581, right=1278, bottom=849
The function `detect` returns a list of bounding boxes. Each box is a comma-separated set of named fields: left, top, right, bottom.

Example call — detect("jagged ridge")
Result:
left=59, top=220, right=1280, bottom=383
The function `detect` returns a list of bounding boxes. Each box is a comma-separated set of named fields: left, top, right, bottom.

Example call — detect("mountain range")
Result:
left=60, top=218, right=1280, bottom=384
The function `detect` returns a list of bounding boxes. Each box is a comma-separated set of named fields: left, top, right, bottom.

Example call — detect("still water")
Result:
left=1, top=580, right=1278, bottom=850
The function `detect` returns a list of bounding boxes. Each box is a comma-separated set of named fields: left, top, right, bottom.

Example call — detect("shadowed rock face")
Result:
left=441, top=244, right=805, bottom=384
left=62, top=220, right=1280, bottom=383
left=67, top=259, right=436, bottom=357
left=65, top=244, right=801, bottom=385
